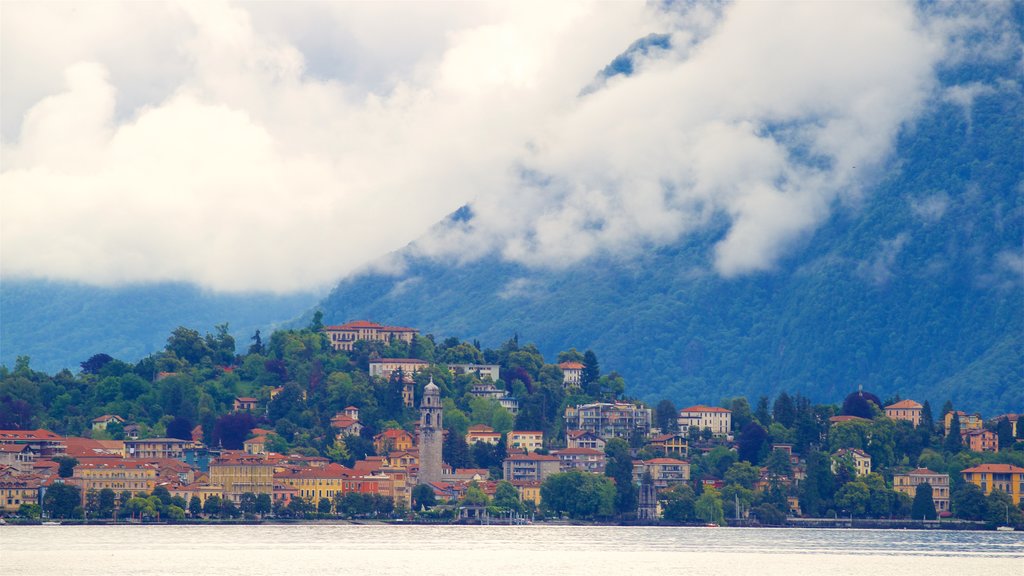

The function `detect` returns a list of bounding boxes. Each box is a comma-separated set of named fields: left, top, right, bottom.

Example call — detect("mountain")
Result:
left=0, top=280, right=318, bottom=373
left=316, top=60, right=1023, bottom=415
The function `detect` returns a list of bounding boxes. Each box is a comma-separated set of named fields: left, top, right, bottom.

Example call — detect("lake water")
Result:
left=2, top=525, right=1022, bottom=575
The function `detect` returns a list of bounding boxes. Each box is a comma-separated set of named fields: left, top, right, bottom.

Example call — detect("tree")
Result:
left=212, top=412, right=255, bottom=450
left=604, top=438, right=637, bottom=517
left=773, top=392, right=796, bottom=428
left=951, top=483, right=987, bottom=520
left=461, top=484, right=490, bottom=507
left=920, top=400, right=935, bottom=435
left=239, top=492, right=257, bottom=516
left=248, top=330, right=266, bottom=356
left=659, top=483, right=696, bottom=523
left=695, top=488, right=724, bottom=525
left=737, top=422, right=769, bottom=464
left=18, top=503, right=42, bottom=519
left=43, top=481, right=81, bottom=518
left=53, top=456, right=78, bottom=478
left=166, top=416, right=195, bottom=441
left=752, top=503, right=786, bottom=525
left=412, top=484, right=437, bottom=510
left=581, top=350, right=600, bottom=395
left=166, top=505, right=186, bottom=521
left=654, top=399, right=679, bottom=433
left=80, top=353, right=115, bottom=375
left=166, top=326, right=211, bottom=365
left=318, top=497, right=333, bottom=515
left=842, top=390, right=882, bottom=419
left=255, top=493, right=272, bottom=517
left=754, top=396, right=771, bottom=428
left=203, top=495, right=222, bottom=516
left=944, top=413, right=962, bottom=454
left=911, top=482, right=937, bottom=520
left=493, top=481, right=523, bottom=514
left=995, top=418, right=1014, bottom=451
left=189, top=496, right=203, bottom=517
left=541, top=470, right=615, bottom=520
left=98, top=488, right=116, bottom=518
left=986, top=490, right=1023, bottom=526
left=835, top=481, right=870, bottom=517
left=443, top=426, right=472, bottom=470
left=723, top=461, right=759, bottom=490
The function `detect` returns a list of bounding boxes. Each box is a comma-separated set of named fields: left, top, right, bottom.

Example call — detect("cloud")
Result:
left=910, top=193, right=950, bottom=224
left=1, top=1, right=1014, bottom=293
left=858, top=234, right=911, bottom=286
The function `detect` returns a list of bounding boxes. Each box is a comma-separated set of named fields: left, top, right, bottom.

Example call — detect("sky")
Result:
left=0, top=1, right=1016, bottom=294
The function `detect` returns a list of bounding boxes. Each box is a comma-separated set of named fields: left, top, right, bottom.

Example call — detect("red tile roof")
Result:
left=0, top=429, right=63, bottom=441
left=555, top=448, right=604, bottom=456
left=961, top=463, right=1024, bottom=474
left=680, top=405, right=731, bottom=414
left=558, top=362, right=585, bottom=370
left=885, top=400, right=922, bottom=410
left=643, top=458, right=688, bottom=465
left=505, top=453, right=559, bottom=462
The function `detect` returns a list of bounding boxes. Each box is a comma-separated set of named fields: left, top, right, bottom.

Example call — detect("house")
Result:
left=209, top=451, right=274, bottom=503
left=69, top=461, right=158, bottom=502
left=633, top=458, right=690, bottom=488
left=565, top=402, right=652, bottom=440
left=90, top=414, right=125, bottom=431
left=893, top=468, right=950, bottom=515
left=991, top=414, right=1019, bottom=438
left=368, top=358, right=431, bottom=380
left=123, top=424, right=141, bottom=440
left=944, top=411, right=982, bottom=436
left=342, top=406, right=360, bottom=420
left=502, top=453, right=560, bottom=482
left=509, top=431, right=544, bottom=452
left=233, top=397, right=259, bottom=412
left=330, top=414, right=363, bottom=437
left=647, top=433, right=688, bottom=457
left=0, top=429, right=67, bottom=458
left=832, top=448, right=871, bottom=477
left=552, top=447, right=606, bottom=473
left=558, top=362, right=584, bottom=389
left=466, top=424, right=502, bottom=446
left=510, top=480, right=542, bottom=506
left=884, top=400, right=923, bottom=427
left=448, top=364, right=500, bottom=382
left=374, top=429, right=414, bottom=454
left=961, top=463, right=1024, bottom=505
left=273, top=463, right=354, bottom=503
left=322, top=320, right=419, bottom=352
left=677, top=405, right=732, bottom=437
left=125, top=438, right=197, bottom=460
left=468, top=382, right=519, bottom=414
left=0, top=468, right=44, bottom=513
left=243, top=436, right=267, bottom=456
left=63, top=437, right=125, bottom=459
left=566, top=430, right=606, bottom=451
left=963, top=429, right=998, bottom=453
left=0, top=444, right=36, bottom=473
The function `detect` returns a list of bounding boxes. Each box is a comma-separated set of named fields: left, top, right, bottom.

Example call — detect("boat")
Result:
left=996, top=526, right=1014, bottom=532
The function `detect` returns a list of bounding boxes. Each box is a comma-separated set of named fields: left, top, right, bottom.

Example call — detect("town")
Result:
left=1, top=319, right=1021, bottom=528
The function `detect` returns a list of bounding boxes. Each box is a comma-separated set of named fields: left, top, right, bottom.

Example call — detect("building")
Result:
left=448, top=364, right=500, bottom=382
left=209, top=451, right=275, bottom=503
left=633, top=458, right=691, bottom=489
left=125, top=438, right=196, bottom=460
left=960, top=463, right=1024, bottom=505
left=509, top=431, right=544, bottom=452
left=893, top=468, right=950, bottom=515
left=233, top=397, right=258, bottom=412
left=468, top=382, right=519, bottom=414
left=0, top=469, right=44, bottom=514
left=369, top=358, right=431, bottom=380
left=63, top=437, right=125, bottom=460
left=91, top=415, right=125, bottom=431
left=828, top=415, right=872, bottom=426
left=558, top=362, right=584, bottom=389
left=884, top=400, right=923, bottom=427
left=510, top=480, right=542, bottom=506
left=552, top=448, right=606, bottom=473
left=565, top=402, right=652, bottom=440
left=273, top=463, right=354, bottom=504
left=677, top=405, right=732, bottom=437
left=465, top=425, right=502, bottom=446
left=647, top=433, right=688, bottom=457
left=566, top=430, right=606, bottom=451
left=322, top=320, right=419, bottom=352
left=944, top=411, right=982, bottom=436
left=832, top=448, right=871, bottom=477
left=243, top=436, right=267, bottom=456
left=417, top=379, right=444, bottom=485
left=374, top=429, right=414, bottom=454
left=0, top=429, right=66, bottom=459
left=0, top=444, right=35, bottom=473
left=70, top=461, right=158, bottom=501
left=963, top=429, right=998, bottom=453
left=502, top=453, right=561, bottom=483
left=330, top=414, right=363, bottom=437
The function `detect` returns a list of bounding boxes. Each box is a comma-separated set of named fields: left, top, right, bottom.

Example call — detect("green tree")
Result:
left=43, top=483, right=82, bottom=519
left=659, top=483, right=696, bottom=523
left=951, top=483, right=987, bottom=520
left=492, top=481, right=523, bottom=514
left=412, top=484, right=437, bottom=510
left=944, top=413, right=962, bottom=454
left=910, top=482, right=937, bottom=520
left=604, top=438, right=637, bottom=517
left=255, top=493, right=272, bottom=517
left=318, top=497, right=333, bottom=515
left=203, top=495, right=222, bottom=516
left=239, top=492, right=257, bottom=516
left=188, top=496, right=203, bottom=517
left=752, top=503, right=786, bottom=525
left=773, top=392, right=796, bottom=428
left=18, top=503, right=42, bottom=519
left=581, top=350, right=600, bottom=395
left=695, top=488, right=724, bottom=525
left=53, top=456, right=78, bottom=478
left=835, top=481, right=870, bottom=518
left=461, top=484, right=490, bottom=507
left=98, top=488, right=117, bottom=518
left=540, top=470, right=615, bottom=520
left=654, top=399, right=679, bottom=433
left=986, top=490, right=1023, bottom=526
left=723, top=461, right=759, bottom=489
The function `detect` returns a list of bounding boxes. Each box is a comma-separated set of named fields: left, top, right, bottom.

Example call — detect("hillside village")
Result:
left=0, top=319, right=1022, bottom=526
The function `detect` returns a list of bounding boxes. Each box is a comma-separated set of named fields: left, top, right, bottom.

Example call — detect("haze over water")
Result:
left=3, top=525, right=1022, bottom=576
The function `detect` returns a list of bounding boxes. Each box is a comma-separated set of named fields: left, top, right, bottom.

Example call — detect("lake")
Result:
left=2, top=525, right=1021, bottom=575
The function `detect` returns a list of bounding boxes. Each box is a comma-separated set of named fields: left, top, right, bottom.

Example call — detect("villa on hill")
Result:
left=322, top=320, right=419, bottom=352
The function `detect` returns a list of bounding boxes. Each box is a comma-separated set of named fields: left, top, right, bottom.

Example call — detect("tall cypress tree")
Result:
left=944, top=413, right=962, bottom=453
left=911, top=482, right=937, bottom=520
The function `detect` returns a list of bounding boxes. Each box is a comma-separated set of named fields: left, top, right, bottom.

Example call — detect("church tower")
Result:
left=417, top=377, right=443, bottom=485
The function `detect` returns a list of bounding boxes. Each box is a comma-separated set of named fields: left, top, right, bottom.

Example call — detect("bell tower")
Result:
left=417, top=377, right=443, bottom=485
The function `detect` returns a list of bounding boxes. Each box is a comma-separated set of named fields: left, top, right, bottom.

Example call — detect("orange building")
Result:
left=374, top=429, right=414, bottom=454
left=961, top=463, right=1024, bottom=505
left=884, top=400, right=923, bottom=427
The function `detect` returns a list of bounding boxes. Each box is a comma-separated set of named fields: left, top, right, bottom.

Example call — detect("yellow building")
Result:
left=677, top=405, right=732, bottom=437
left=466, top=424, right=501, bottom=446
left=0, top=469, right=43, bottom=513
left=944, top=411, right=982, bottom=436
left=832, top=448, right=871, bottom=477
left=647, top=433, right=688, bottom=456
left=509, top=431, right=544, bottom=452
left=884, top=400, right=922, bottom=427
left=374, top=429, right=414, bottom=454
left=322, top=321, right=418, bottom=352
left=961, top=463, right=1024, bottom=505
left=209, top=451, right=274, bottom=503
left=893, top=468, right=950, bottom=514
left=70, top=461, right=158, bottom=500
left=273, top=463, right=353, bottom=504
left=511, top=480, right=542, bottom=506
